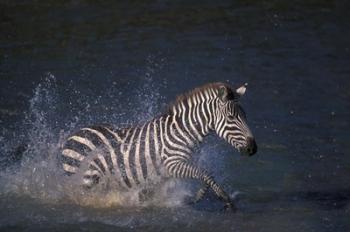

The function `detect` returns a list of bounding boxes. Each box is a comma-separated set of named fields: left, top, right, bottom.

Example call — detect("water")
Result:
left=1, top=1, right=349, bottom=231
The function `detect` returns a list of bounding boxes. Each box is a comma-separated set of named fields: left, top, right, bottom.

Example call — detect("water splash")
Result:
left=133, top=54, right=167, bottom=123
left=0, top=72, right=189, bottom=209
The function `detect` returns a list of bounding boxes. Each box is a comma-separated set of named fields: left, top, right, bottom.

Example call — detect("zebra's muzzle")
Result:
left=241, top=137, right=257, bottom=156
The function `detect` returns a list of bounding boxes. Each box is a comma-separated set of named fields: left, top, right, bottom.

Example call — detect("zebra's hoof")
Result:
left=223, top=202, right=237, bottom=212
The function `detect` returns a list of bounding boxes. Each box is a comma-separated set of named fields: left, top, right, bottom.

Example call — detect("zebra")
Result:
left=60, top=82, right=257, bottom=210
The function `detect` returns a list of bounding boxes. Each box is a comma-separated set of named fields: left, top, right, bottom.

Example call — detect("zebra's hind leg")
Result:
left=81, top=167, right=103, bottom=189
left=82, top=174, right=100, bottom=190
left=138, top=187, right=156, bottom=203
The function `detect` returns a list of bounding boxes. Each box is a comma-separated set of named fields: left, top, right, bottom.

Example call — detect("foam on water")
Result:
left=0, top=71, right=190, bottom=209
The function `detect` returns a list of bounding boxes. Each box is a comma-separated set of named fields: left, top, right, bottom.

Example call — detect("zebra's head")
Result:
left=214, top=83, right=257, bottom=156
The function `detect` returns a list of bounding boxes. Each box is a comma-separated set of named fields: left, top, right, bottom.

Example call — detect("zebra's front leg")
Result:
left=167, top=161, right=235, bottom=210
left=183, top=184, right=209, bottom=205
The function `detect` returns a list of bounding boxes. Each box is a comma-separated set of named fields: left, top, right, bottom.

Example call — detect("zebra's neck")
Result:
left=167, top=91, right=218, bottom=145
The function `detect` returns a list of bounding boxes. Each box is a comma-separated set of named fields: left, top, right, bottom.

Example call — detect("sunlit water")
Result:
left=1, top=1, right=349, bottom=231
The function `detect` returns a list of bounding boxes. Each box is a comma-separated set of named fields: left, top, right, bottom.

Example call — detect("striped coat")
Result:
left=61, top=82, right=257, bottom=209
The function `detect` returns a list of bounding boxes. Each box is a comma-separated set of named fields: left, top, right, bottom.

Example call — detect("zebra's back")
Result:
left=61, top=123, right=164, bottom=189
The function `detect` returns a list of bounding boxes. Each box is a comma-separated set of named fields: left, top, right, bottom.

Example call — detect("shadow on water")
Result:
left=289, top=189, right=350, bottom=210
left=189, top=188, right=350, bottom=213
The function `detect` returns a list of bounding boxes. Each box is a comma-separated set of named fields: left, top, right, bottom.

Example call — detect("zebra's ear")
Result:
left=235, top=83, right=248, bottom=97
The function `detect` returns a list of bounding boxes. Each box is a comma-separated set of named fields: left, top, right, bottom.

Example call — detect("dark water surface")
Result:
left=1, top=1, right=350, bottom=231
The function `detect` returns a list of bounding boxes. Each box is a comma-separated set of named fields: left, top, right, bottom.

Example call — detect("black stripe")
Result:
left=129, top=128, right=140, bottom=185
left=190, top=98, right=202, bottom=133
left=61, top=155, right=80, bottom=167
left=224, top=125, right=241, bottom=132
left=193, top=95, right=203, bottom=130
left=139, top=126, right=148, bottom=180
left=93, top=158, right=106, bottom=174
left=185, top=100, right=200, bottom=140
left=64, top=139, right=91, bottom=155
left=120, top=128, right=137, bottom=187
left=75, top=128, right=103, bottom=147
left=171, top=119, right=189, bottom=146
left=89, top=164, right=102, bottom=174
left=109, top=124, right=129, bottom=138
left=76, top=127, right=109, bottom=175
left=102, top=126, right=132, bottom=188
left=204, top=99, right=213, bottom=127
left=63, top=171, right=74, bottom=176
left=83, top=174, right=100, bottom=185
left=163, top=119, right=190, bottom=155
left=197, top=101, right=206, bottom=132
left=89, top=126, right=116, bottom=175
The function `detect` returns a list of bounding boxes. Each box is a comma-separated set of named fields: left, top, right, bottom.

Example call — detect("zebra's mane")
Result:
left=167, top=82, right=233, bottom=114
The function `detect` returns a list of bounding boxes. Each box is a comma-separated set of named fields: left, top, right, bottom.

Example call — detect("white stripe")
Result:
left=68, top=136, right=96, bottom=150
left=81, top=128, right=116, bottom=177
left=169, top=118, right=188, bottom=146
left=180, top=101, right=197, bottom=141
left=203, top=90, right=210, bottom=99
left=199, top=91, right=209, bottom=132
left=96, top=153, right=110, bottom=174
left=62, top=149, right=84, bottom=161
left=90, top=160, right=104, bottom=174
left=153, top=120, right=161, bottom=167
left=164, top=116, right=191, bottom=154
left=135, top=124, right=145, bottom=182
left=83, top=178, right=92, bottom=185
left=194, top=93, right=206, bottom=135
left=122, top=128, right=138, bottom=187
left=103, top=127, right=129, bottom=188
left=171, top=118, right=192, bottom=146
left=104, top=127, right=123, bottom=143
left=77, top=130, right=110, bottom=174
left=206, top=98, right=214, bottom=129
left=159, top=117, right=165, bottom=157
left=84, top=169, right=100, bottom=176
left=217, top=116, right=226, bottom=136
left=145, top=122, right=157, bottom=177
left=63, top=163, right=77, bottom=173
left=187, top=97, right=203, bottom=141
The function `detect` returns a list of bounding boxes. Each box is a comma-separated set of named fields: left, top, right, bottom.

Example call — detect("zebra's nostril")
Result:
left=246, top=137, right=257, bottom=155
